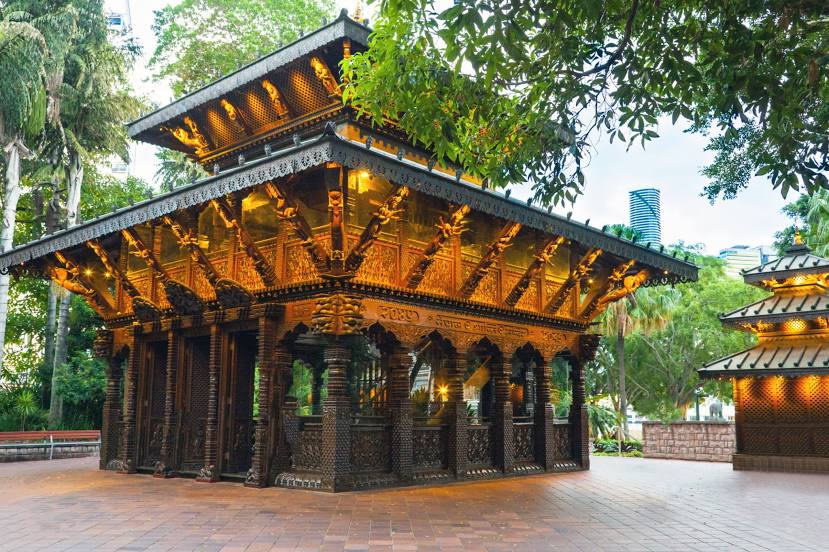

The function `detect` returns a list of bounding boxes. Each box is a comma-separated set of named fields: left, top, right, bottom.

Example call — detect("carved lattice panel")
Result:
left=350, top=428, right=391, bottom=473
left=355, top=241, right=398, bottom=286
left=810, top=376, right=829, bottom=422
left=513, top=423, right=535, bottom=462
left=417, top=255, right=454, bottom=296
left=740, top=378, right=776, bottom=424
left=132, top=274, right=151, bottom=300
left=412, top=427, right=447, bottom=469
left=778, top=378, right=809, bottom=423
left=285, top=244, right=317, bottom=283
left=467, top=426, right=493, bottom=466
left=506, top=273, right=539, bottom=312
left=234, top=253, right=265, bottom=290
left=469, top=266, right=500, bottom=306
left=742, top=426, right=778, bottom=454
left=277, top=62, right=335, bottom=117
left=778, top=427, right=812, bottom=456
left=292, top=428, right=322, bottom=472
left=554, top=423, right=572, bottom=460
left=813, top=429, right=829, bottom=456
left=238, top=84, right=283, bottom=132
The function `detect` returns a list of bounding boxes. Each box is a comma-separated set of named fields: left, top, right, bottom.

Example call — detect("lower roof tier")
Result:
left=699, top=341, right=829, bottom=378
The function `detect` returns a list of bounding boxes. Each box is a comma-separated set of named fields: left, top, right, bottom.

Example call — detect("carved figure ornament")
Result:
left=262, top=79, right=289, bottom=118
left=310, top=57, right=341, bottom=97
left=598, top=270, right=649, bottom=306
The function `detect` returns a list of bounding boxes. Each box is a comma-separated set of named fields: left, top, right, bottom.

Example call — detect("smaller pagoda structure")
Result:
left=699, top=234, right=829, bottom=473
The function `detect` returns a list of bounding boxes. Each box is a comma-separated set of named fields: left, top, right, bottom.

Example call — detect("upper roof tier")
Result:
left=742, top=242, right=829, bottom=290
left=128, top=10, right=371, bottom=169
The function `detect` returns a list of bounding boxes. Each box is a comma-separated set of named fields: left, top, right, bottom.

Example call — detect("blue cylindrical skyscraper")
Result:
left=629, top=188, right=661, bottom=245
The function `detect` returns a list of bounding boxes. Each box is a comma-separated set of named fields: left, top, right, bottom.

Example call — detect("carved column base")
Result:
left=447, top=401, right=468, bottom=479
left=195, top=465, right=218, bottom=483
left=493, top=401, right=514, bottom=474
left=536, top=404, right=556, bottom=471
left=245, top=422, right=269, bottom=488
left=391, top=400, right=413, bottom=484
left=321, top=402, right=352, bottom=492
left=153, top=461, right=176, bottom=478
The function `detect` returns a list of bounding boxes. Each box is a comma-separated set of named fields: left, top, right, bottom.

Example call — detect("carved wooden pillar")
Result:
left=155, top=329, right=180, bottom=477
left=118, top=327, right=141, bottom=473
left=197, top=324, right=222, bottom=482
left=733, top=377, right=744, bottom=455
left=246, top=316, right=279, bottom=487
left=95, top=330, right=121, bottom=470
left=321, top=341, right=352, bottom=491
left=389, top=345, right=413, bottom=483
left=571, top=334, right=599, bottom=470
left=447, top=350, right=468, bottom=479
left=493, top=354, right=514, bottom=474
left=271, top=345, right=295, bottom=477
left=534, top=355, right=556, bottom=471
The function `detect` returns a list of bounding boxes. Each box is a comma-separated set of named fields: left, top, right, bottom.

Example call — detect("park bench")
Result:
left=0, top=430, right=101, bottom=460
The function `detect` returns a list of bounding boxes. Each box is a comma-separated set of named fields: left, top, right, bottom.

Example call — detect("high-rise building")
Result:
left=719, top=245, right=777, bottom=279
left=104, top=0, right=132, bottom=32
left=100, top=0, right=134, bottom=181
left=629, top=187, right=661, bottom=244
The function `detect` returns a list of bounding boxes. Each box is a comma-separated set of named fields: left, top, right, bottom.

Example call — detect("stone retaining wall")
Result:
left=0, top=443, right=100, bottom=463
left=642, top=421, right=734, bottom=462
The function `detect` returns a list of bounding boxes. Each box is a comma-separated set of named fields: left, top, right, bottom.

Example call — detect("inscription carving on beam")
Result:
left=344, top=185, right=409, bottom=273
left=87, top=240, right=163, bottom=322
left=458, top=221, right=522, bottom=298
left=579, top=259, right=636, bottom=320
left=211, top=196, right=278, bottom=287
left=311, top=293, right=364, bottom=336
left=505, top=236, right=566, bottom=307
left=121, top=228, right=205, bottom=316
left=161, top=213, right=255, bottom=308
left=545, top=248, right=603, bottom=315
left=405, top=204, right=471, bottom=290
left=49, top=251, right=115, bottom=316
left=263, top=180, right=330, bottom=274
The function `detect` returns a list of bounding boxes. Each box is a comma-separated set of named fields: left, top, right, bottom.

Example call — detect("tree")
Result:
left=805, top=190, right=829, bottom=257
left=149, top=0, right=337, bottom=97
left=624, top=257, right=766, bottom=421
left=155, top=149, right=207, bottom=191
left=343, top=1, right=829, bottom=206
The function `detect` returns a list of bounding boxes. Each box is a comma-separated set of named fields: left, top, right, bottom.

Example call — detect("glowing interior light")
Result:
left=84, top=269, right=93, bottom=277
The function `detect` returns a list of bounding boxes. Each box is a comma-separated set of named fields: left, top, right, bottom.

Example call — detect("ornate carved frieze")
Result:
left=264, top=180, right=330, bottom=274
left=459, top=221, right=521, bottom=298
left=311, top=293, right=364, bottom=335
left=345, top=185, right=409, bottom=273
left=405, top=204, right=470, bottom=290
left=211, top=196, right=278, bottom=287
left=545, top=248, right=603, bottom=315
left=505, top=236, right=566, bottom=307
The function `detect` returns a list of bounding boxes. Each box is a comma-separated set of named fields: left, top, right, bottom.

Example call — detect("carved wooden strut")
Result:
left=458, top=221, right=522, bottom=298
left=579, top=259, right=636, bottom=319
left=405, top=204, right=471, bottom=290
left=87, top=239, right=163, bottom=322
left=49, top=251, right=115, bottom=315
left=211, top=196, right=279, bottom=287
left=505, top=236, right=566, bottom=307
left=545, top=248, right=603, bottom=315
left=121, top=227, right=205, bottom=315
left=263, top=180, right=331, bottom=274
left=344, top=185, right=409, bottom=273
left=161, top=213, right=254, bottom=308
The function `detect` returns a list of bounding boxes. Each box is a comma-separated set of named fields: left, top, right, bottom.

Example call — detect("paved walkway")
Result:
left=0, top=456, right=827, bottom=551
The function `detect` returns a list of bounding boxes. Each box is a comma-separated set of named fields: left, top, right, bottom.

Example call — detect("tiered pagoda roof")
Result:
left=700, top=237, right=829, bottom=377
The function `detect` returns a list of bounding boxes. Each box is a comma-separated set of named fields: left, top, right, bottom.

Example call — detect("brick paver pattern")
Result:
left=0, top=455, right=827, bottom=551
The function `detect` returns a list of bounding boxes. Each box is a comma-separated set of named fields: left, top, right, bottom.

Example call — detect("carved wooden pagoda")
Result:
left=0, top=11, right=696, bottom=491
left=700, top=235, right=829, bottom=473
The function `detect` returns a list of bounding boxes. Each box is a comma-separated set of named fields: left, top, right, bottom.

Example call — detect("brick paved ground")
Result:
left=0, top=456, right=827, bottom=551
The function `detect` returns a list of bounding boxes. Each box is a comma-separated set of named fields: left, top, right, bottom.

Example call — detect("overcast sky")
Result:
left=118, top=0, right=792, bottom=256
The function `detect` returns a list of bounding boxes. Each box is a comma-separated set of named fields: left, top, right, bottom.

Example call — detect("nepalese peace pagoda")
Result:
left=0, top=12, right=696, bottom=491
left=700, top=235, right=829, bottom=474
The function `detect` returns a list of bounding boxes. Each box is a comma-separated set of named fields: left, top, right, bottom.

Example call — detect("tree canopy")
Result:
left=150, top=0, right=337, bottom=97
left=343, top=1, right=829, bottom=206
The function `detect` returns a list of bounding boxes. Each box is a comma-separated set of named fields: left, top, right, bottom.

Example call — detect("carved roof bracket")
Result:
left=459, top=221, right=522, bottom=298
left=545, top=248, right=603, bottom=315
left=263, top=179, right=331, bottom=275
left=161, top=214, right=254, bottom=308
left=86, top=240, right=163, bottom=322
left=211, top=196, right=279, bottom=287
left=344, top=185, right=409, bottom=273
left=505, top=235, right=566, bottom=307
left=121, top=228, right=205, bottom=316
left=579, top=259, right=636, bottom=320
left=405, top=204, right=471, bottom=290
left=49, top=251, right=116, bottom=316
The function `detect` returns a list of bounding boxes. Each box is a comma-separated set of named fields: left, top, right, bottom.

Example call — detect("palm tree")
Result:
left=806, top=190, right=829, bottom=256
left=598, top=225, right=679, bottom=438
